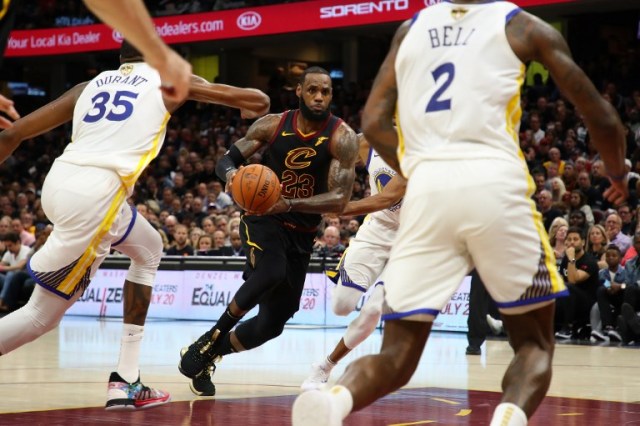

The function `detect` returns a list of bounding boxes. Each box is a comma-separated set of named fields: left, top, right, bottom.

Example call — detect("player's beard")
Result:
left=299, top=98, right=329, bottom=122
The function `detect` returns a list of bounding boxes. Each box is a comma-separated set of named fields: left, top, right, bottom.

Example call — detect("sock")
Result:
left=117, top=323, right=144, bottom=383
left=322, top=356, right=337, bottom=371
left=328, top=385, right=353, bottom=420
left=490, top=402, right=527, bottom=426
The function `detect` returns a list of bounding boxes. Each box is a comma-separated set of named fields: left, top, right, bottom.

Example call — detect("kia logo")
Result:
left=112, top=29, right=123, bottom=43
left=237, top=11, right=261, bottom=30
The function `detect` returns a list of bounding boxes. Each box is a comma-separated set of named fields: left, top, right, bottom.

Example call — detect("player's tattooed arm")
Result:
left=217, top=114, right=282, bottom=186
left=0, top=82, right=88, bottom=165
left=277, top=123, right=359, bottom=215
left=361, top=19, right=410, bottom=174
left=508, top=11, right=626, bottom=203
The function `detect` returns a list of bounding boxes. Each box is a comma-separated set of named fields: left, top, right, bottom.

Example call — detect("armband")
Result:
left=215, top=145, right=245, bottom=182
left=608, top=172, right=627, bottom=182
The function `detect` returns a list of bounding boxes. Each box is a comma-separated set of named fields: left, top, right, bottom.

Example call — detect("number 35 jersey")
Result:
left=59, top=62, right=170, bottom=195
left=395, top=1, right=524, bottom=177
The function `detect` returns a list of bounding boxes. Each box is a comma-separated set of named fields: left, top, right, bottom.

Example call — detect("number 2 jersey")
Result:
left=58, top=62, right=170, bottom=195
left=395, top=1, right=524, bottom=177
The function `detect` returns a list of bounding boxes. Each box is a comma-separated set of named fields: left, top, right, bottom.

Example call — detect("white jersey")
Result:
left=365, top=146, right=400, bottom=226
left=395, top=1, right=525, bottom=177
left=58, top=62, right=170, bottom=195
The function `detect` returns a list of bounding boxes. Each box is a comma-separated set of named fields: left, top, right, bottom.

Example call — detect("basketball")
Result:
left=231, top=164, right=281, bottom=214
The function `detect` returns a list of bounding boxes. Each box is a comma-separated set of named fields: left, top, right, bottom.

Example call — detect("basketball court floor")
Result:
left=1, top=316, right=639, bottom=425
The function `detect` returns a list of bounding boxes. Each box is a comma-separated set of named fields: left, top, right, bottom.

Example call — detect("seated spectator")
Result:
left=166, top=224, right=194, bottom=256
left=208, top=181, right=234, bottom=211
left=212, top=230, right=227, bottom=250
left=219, top=230, right=245, bottom=257
left=11, top=218, right=35, bottom=247
left=549, top=177, right=567, bottom=204
left=190, top=227, right=205, bottom=249
left=605, top=213, right=632, bottom=256
left=548, top=217, right=568, bottom=267
left=586, top=224, right=609, bottom=269
left=592, top=245, right=626, bottom=341
left=538, top=189, right=563, bottom=231
left=195, top=234, right=221, bottom=256
left=618, top=203, right=636, bottom=236
left=568, top=210, right=588, bottom=236
left=312, top=226, right=346, bottom=259
left=555, top=227, right=600, bottom=340
left=566, top=189, right=594, bottom=228
left=0, top=232, right=31, bottom=312
left=201, top=216, right=216, bottom=235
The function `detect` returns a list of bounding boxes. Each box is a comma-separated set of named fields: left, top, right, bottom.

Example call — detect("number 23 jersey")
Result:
left=395, top=1, right=525, bottom=177
left=59, top=62, right=170, bottom=195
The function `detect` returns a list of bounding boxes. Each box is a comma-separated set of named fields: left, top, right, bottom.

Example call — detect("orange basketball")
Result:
left=231, top=164, right=281, bottom=214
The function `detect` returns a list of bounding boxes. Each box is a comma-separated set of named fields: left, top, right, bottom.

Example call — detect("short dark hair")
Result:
left=569, top=210, right=586, bottom=219
left=1, top=232, right=19, bottom=243
left=300, top=66, right=330, bottom=84
left=606, top=244, right=621, bottom=254
left=120, top=40, right=143, bottom=61
left=566, top=227, right=584, bottom=239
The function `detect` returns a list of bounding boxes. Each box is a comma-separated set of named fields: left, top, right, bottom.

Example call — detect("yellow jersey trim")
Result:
left=121, top=112, right=170, bottom=189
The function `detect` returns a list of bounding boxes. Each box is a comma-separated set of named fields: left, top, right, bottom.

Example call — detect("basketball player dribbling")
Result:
left=293, top=1, right=627, bottom=425
left=301, top=133, right=406, bottom=391
left=178, top=66, right=360, bottom=397
left=0, top=40, right=269, bottom=410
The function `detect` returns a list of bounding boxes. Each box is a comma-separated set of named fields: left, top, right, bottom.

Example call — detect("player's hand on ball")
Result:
left=259, top=196, right=290, bottom=216
left=225, top=166, right=241, bottom=193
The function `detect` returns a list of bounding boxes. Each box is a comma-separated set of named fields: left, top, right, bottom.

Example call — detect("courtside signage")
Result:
left=5, top=0, right=575, bottom=57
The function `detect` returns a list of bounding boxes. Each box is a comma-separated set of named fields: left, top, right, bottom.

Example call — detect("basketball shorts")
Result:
left=383, top=158, right=568, bottom=321
left=28, top=160, right=137, bottom=300
left=336, top=214, right=398, bottom=293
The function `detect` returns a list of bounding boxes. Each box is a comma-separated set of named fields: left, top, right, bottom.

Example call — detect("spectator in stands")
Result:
left=555, top=227, right=600, bottom=340
left=11, top=218, right=35, bottom=248
left=618, top=203, right=636, bottom=236
left=312, top=226, right=345, bottom=259
left=568, top=210, right=588, bottom=236
left=219, top=230, right=245, bottom=257
left=549, top=217, right=568, bottom=268
left=163, top=214, right=178, bottom=245
left=549, top=177, right=567, bottom=204
left=586, top=224, right=610, bottom=269
left=190, top=227, right=205, bottom=249
left=620, top=234, right=640, bottom=318
left=212, top=230, right=227, bottom=250
left=166, top=224, right=194, bottom=256
left=0, top=232, right=31, bottom=312
left=195, top=234, right=220, bottom=256
left=577, top=171, right=605, bottom=211
left=566, top=189, right=594, bottom=228
left=592, top=244, right=626, bottom=341
left=208, top=181, right=233, bottom=211
left=538, top=189, right=563, bottom=231
left=605, top=213, right=632, bottom=256
left=544, top=147, right=566, bottom=176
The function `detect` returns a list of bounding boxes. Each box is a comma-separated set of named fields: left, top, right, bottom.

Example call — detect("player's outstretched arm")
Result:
left=83, top=0, right=191, bottom=103
left=361, top=19, right=411, bottom=174
left=341, top=174, right=406, bottom=216
left=0, top=83, right=87, bottom=164
left=187, top=75, right=270, bottom=119
left=265, top=123, right=359, bottom=215
left=507, top=11, right=627, bottom=204
left=0, top=95, right=20, bottom=129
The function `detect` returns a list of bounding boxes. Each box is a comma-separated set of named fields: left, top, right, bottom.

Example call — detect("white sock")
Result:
left=116, top=323, right=144, bottom=383
left=328, top=385, right=353, bottom=420
left=490, top=402, right=528, bottom=426
left=322, top=356, right=337, bottom=371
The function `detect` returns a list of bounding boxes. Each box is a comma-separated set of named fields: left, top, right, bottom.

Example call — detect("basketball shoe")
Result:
left=179, top=329, right=222, bottom=379
left=300, top=362, right=331, bottom=392
left=105, top=372, right=171, bottom=410
left=180, top=347, right=217, bottom=397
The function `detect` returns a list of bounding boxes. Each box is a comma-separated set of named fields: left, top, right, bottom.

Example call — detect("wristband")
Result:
left=608, top=172, right=627, bottom=182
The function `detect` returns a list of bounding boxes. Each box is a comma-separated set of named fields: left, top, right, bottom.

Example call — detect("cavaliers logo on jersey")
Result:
left=285, top=147, right=317, bottom=170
